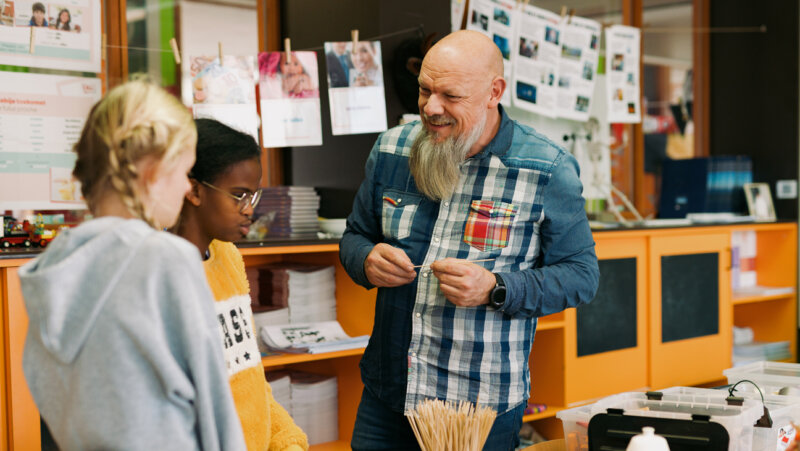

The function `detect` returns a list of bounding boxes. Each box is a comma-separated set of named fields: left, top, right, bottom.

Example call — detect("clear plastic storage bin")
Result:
left=663, top=386, right=800, bottom=451
left=725, top=361, right=800, bottom=393
left=555, top=403, right=593, bottom=451
left=589, top=391, right=762, bottom=451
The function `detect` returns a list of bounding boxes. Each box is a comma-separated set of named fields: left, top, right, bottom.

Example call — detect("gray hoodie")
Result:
left=19, top=217, right=245, bottom=451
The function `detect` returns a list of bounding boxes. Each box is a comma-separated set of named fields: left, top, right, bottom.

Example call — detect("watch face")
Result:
left=491, top=286, right=506, bottom=308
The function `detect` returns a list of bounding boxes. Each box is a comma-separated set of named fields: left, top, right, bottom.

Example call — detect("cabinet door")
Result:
left=565, top=236, right=648, bottom=404
left=2, top=267, right=40, bottom=450
left=649, top=233, right=731, bottom=389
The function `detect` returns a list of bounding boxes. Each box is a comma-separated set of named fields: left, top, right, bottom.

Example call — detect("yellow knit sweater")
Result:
left=204, top=240, right=308, bottom=451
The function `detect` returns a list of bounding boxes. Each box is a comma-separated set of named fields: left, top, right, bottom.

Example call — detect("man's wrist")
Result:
left=488, top=273, right=507, bottom=310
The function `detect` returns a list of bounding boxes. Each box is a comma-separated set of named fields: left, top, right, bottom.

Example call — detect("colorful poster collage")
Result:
left=466, top=0, right=515, bottom=106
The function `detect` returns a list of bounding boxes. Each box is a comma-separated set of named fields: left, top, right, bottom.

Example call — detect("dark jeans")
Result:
left=351, top=387, right=525, bottom=451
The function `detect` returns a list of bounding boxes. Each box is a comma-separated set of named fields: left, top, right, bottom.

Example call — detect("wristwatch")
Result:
left=488, top=273, right=507, bottom=310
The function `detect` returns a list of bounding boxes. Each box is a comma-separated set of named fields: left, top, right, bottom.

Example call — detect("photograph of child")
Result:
left=323, top=41, right=383, bottom=89
left=29, top=1, right=46, bottom=26
left=48, top=5, right=81, bottom=32
left=259, top=51, right=320, bottom=99
left=545, top=26, right=560, bottom=45
left=519, top=37, right=538, bottom=59
left=612, top=53, right=624, bottom=71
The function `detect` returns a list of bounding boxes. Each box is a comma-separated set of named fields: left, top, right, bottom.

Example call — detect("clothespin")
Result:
left=29, top=26, right=36, bottom=54
left=218, top=42, right=223, bottom=65
left=523, top=0, right=530, bottom=7
left=169, top=37, right=181, bottom=65
left=568, top=8, right=575, bottom=24
left=351, top=29, right=359, bottom=50
left=284, top=37, right=291, bottom=63
left=101, top=33, right=107, bottom=61
left=560, top=5, right=568, bottom=19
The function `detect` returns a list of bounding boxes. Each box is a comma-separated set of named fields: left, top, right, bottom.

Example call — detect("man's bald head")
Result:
left=424, top=30, right=504, bottom=81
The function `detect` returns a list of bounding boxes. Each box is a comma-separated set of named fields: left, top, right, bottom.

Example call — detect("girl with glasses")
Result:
left=174, top=118, right=308, bottom=451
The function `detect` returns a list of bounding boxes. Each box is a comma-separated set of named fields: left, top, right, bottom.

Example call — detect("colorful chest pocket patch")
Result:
left=463, top=200, right=518, bottom=252
left=381, top=191, right=419, bottom=240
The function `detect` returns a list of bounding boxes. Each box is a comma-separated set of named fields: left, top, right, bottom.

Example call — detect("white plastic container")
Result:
left=626, top=426, right=670, bottom=451
left=588, top=391, right=762, bottom=451
left=663, top=386, right=800, bottom=451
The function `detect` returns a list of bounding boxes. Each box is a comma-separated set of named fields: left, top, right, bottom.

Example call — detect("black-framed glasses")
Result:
left=200, top=180, right=262, bottom=213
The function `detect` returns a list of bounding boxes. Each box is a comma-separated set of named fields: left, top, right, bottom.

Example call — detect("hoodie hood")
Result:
left=19, top=217, right=155, bottom=364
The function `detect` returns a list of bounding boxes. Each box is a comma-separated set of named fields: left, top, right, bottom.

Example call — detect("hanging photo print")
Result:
left=511, top=4, right=561, bottom=117
left=324, top=40, right=387, bottom=135
left=0, top=0, right=101, bottom=72
left=466, top=0, right=516, bottom=106
left=605, top=25, right=641, bottom=123
left=190, top=55, right=260, bottom=141
left=258, top=51, right=323, bottom=147
left=554, top=15, right=601, bottom=121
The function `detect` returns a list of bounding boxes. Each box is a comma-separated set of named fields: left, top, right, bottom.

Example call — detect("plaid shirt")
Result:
left=340, top=106, right=599, bottom=414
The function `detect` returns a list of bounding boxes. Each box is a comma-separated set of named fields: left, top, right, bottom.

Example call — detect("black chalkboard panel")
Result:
left=661, top=253, right=719, bottom=343
left=577, top=258, right=637, bottom=357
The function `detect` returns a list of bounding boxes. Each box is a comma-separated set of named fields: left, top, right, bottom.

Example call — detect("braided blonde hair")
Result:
left=73, top=80, right=197, bottom=228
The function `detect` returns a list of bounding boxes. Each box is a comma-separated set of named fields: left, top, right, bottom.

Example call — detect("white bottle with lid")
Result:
left=626, top=426, right=670, bottom=451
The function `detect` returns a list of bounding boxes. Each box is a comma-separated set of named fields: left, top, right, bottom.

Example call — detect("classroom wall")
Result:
left=710, top=0, right=799, bottom=220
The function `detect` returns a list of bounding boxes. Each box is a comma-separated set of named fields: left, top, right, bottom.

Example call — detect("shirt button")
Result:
left=422, top=271, right=429, bottom=278
left=433, top=236, right=440, bottom=243
left=412, top=352, right=417, bottom=357
left=443, top=202, right=450, bottom=208
left=415, top=312, right=421, bottom=318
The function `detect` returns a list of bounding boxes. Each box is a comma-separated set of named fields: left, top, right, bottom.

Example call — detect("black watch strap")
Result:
left=489, top=273, right=507, bottom=310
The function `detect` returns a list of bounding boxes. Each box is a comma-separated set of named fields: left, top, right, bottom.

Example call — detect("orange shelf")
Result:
left=537, top=320, right=566, bottom=331
left=261, top=348, right=365, bottom=369
left=238, top=243, right=338, bottom=256
left=523, top=405, right=566, bottom=422
left=310, top=439, right=351, bottom=451
left=733, top=291, right=795, bottom=305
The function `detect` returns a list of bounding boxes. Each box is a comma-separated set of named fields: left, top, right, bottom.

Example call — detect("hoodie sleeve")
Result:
left=265, top=380, right=309, bottom=451
left=159, top=237, right=247, bottom=451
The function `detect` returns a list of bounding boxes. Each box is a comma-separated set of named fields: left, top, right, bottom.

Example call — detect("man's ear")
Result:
left=185, top=179, right=202, bottom=207
left=488, top=76, right=506, bottom=109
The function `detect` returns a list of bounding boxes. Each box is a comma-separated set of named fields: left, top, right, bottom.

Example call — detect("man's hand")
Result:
left=364, top=243, right=417, bottom=287
left=430, top=258, right=496, bottom=307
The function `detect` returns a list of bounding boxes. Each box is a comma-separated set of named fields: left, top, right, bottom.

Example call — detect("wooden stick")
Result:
left=413, top=258, right=495, bottom=269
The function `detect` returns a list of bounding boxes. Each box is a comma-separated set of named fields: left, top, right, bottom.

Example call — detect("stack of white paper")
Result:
left=285, top=266, right=336, bottom=323
left=260, top=320, right=369, bottom=354
left=253, top=307, right=291, bottom=354
left=265, top=371, right=292, bottom=416
left=291, top=372, right=338, bottom=445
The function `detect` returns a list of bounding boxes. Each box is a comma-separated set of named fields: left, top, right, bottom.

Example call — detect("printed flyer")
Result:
left=511, top=4, right=561, bottom=117
left=554, top=15, right=601, bottom=121
left=324, top=40, right=387, bottom=136
left=605, top=24, right=641, bottom=123
left=0, top=0, right=101, bottom=72
left=259, top=51, right=322, bottom=147
left=190, top=55, right=260, bottom=141
left=466, top=0, right=516, bottom=106
left=0, top=72, right=101, bottom=209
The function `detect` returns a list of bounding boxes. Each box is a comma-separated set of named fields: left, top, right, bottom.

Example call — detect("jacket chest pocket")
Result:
left=381, top=190, right=420, bottom=240
left=463, top=199, right=518, bottom=252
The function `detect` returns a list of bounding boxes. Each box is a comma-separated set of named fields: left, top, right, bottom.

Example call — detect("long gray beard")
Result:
left=409, top=116, right=486, bottom=201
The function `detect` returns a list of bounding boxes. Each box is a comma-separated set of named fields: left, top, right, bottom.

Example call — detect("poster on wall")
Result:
left=189, top=55, right=260, bottom=141
left=451, top=0, right=466, bottom=32
left=605, top=24, right=641, bottom=123
left=0, top=72, right=101, bottom=209
left=510, top=4, right=561, bottom=117
left=554, top=15, right=601, bottom=121
left=466, top=0, right=515, bottom=106
left=0, top=0, right=101, bottom=72
left=258, top=51, right=322, bottom=147
left=324, top=41, right=387, bottom=136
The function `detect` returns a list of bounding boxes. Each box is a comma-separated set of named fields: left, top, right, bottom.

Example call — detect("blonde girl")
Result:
left=18, top=80, right=245, bottom=451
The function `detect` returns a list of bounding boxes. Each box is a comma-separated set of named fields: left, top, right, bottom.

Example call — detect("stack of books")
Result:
left=265, top=371, right=292, bottom=415
left=732, top=341, right=792, bottom=366
left=290, top=372, right=338, bottom=445
left=255, top=186, right=320, bottom=239
left=260, top=320, right=369, bottom=354
left=255, top=263, right=337, bottom=324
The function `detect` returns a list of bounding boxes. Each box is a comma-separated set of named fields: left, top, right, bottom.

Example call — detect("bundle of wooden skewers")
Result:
left=406, top=398, right=497, bottom=451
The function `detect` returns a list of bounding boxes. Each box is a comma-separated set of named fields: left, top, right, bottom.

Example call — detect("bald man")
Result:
left=340, top=30, right=599, bottom=450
